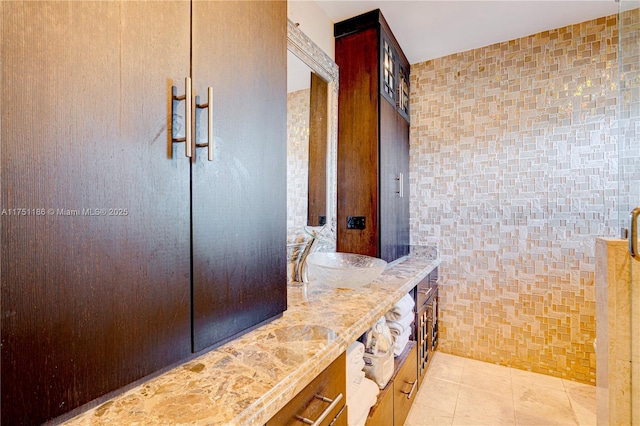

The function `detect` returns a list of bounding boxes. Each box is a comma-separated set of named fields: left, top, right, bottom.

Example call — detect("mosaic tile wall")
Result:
left=618, top=8, right=640, bottom=226
left=287, top=88, right=310, bottom=231
left=410, top=15, right=619, bottom=383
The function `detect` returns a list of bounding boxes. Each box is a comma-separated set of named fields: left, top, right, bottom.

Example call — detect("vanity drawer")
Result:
left=267, top=352, right=347, bottom=426
left=393, top=343, right=418, bottom=426
left=416, top=267, right=438, bottom=308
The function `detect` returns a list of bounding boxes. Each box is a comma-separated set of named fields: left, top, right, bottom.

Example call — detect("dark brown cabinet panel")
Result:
left=1, top=1, right=286, bottom=424
left=267, top=353, right=347, bottom=426
left=335, top=10, right=410, bottom=263
left=1, top=2, right=192, bottom=424
left=190, top=0, right=286, bottom=353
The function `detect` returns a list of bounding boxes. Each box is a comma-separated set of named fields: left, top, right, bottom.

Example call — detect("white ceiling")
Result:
left=315, top=0, right=620, bottom=64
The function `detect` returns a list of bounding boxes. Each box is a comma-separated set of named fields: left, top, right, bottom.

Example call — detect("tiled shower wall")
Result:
left=287, top=88, right=310, bottom=231
left=410, top=15, right=619, bottom=383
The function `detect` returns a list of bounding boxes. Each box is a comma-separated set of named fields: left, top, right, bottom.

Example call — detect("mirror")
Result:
left=287, top=20, right=337, bottom=231
left=286, top=19, right=338, bottom=270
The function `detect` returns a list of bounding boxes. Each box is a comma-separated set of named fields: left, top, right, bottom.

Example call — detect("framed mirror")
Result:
left=286, top=18, right=338, bottom=278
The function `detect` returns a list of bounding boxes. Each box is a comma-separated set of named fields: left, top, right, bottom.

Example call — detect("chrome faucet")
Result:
left=295, top=233, right=320, bottom=283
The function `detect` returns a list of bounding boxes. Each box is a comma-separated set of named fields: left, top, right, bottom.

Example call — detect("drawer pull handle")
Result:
left=295, top=393, right=343, bottom=426
left=328, top=404, right=347, bottom=426
left=419, top=288, right=432, bottom=297
left=400, top=380, right=417, bottom=400
left=195, top=87, right=214, bottom=161
left=171, top=77, right=192, bottom=158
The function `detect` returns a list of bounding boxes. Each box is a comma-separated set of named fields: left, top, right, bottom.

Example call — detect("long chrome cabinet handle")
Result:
left=171, top=77, right=192, bottom=158
left=395, top=173, right=404, bottom=198
left=295, top=393, right=343, bottom=426
left=328, top=403, right=346, bottom=426
left=630, top=207, right=640, bottom=259
left=195, top=87, right=214, bottom=161
left=400, top=379, right=418, bottom=400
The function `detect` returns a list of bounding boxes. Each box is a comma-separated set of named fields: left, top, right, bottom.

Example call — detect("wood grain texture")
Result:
left=366, top=380, right=394, bottom=426
left=190, top=0, right=287, bottom=352
left=1, top=2, right=192, bottom=424
left=335, top=28, right=380, bottom=257
left=336, top=20, right=410, bottom=263
left=307, top=72, right=329, bottom=226
left=393, top=343, right=418, bottom=426
left=266, top=352, right=346, bottom=426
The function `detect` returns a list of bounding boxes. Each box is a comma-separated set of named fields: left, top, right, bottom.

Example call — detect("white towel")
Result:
left=347, top=358, right=365, bottom=385
left=385, top=293, right=415, bottom=321
left=347, top=341, right=365, bottom=365
left=347, top=370, right=366, bottom=400
left=386, top=310, right=414, bottom=337
left=393, top=326, right=412, bottom=357
left=347, top=377, right=379, bottom=426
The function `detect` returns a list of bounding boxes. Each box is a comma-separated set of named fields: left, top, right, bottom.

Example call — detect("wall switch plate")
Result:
left=347, top=216, right=366, bottom=230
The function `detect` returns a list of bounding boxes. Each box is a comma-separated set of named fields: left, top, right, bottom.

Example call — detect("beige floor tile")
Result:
left=405, top=405, right=454, bottom=426
left=427, top=358, right=465, bottom=383
left=562, top=380, right=596, bottom=426
left=513, top=382, right=578, bottom=426
left=460, top=368, right=512, bottom=395
left=434, top=352, right=467, bottom=368
left=408, top=353, right=596, bottom=426
left=510, top=367, right=565, bottom=391
left=454, top=383, right=516, bottom=426
left=414, top=376, right=460, bottom=414
left=463, top=358, right=512, bottom=379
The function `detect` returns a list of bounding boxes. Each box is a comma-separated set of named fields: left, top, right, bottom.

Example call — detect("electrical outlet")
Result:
left=347, top=216, right=366, bottom=230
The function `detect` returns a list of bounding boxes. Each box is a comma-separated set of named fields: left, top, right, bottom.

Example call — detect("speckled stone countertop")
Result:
left=63, top=255, right=439, bottom=426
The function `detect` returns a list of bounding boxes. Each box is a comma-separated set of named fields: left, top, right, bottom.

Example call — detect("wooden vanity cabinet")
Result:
left=334, top=9, right=410, bottom=263
left=1, top=1, right=286, bottom=424
left=416, top=267, right=439, bottom=387
left=366, top=342, right=418, bottom=426
left=267, top=353, right=347, bottom=426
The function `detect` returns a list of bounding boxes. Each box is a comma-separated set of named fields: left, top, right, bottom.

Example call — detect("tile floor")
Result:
left=405, top=352, right=596, bottom=426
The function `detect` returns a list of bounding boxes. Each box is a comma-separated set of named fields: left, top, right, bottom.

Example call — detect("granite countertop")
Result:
left=63, top=255, right=439, bottom=426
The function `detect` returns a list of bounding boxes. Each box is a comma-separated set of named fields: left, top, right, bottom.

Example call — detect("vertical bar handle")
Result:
left=185, top=77, right=192, bottom=158
left=171, top=77, right=192, bottom=158
left=395, top=173, right=404, bottom=198
left=195, top=87, right=213, bottom=161
left=630, top=207, right=640, bottom=259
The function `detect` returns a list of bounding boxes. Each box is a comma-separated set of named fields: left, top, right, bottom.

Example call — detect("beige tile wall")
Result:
left=287, top=88, right=310, bottom=230
left=410, top=15, right=619, bottom=383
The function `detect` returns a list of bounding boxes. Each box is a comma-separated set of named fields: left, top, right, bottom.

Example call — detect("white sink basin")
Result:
left=306, top=252, right=387, bottom=289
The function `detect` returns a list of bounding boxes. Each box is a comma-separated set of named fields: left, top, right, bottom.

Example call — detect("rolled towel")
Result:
left=347, top=358, right=366, bottom=385
left=347, top=341, right=365, bottom=365
left=393, top=326, right=412, bottom=357
left=347, top=370, right=366, bottom=401
left=347, top=377, right=379, bottom=426
left=385, top=293, right=415, bottom=321
left=386, top=310, right=414, bottom=337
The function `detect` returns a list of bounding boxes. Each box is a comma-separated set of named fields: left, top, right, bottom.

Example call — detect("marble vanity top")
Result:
left=63, top=255, right=439, bottom=426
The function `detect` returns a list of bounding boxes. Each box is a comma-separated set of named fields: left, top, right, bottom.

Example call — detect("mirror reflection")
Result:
left=286, top=20, right=338, bottom=285
left=287, top=52, right=328, bottom=229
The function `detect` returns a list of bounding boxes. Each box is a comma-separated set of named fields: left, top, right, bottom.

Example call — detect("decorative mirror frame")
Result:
left=287, top=18, right=339, bottom=240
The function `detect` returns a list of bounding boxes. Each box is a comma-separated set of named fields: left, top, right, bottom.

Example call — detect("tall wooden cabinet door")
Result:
left=191, top=0, right=287, bottom=352
left=380, top=99, right=400, bottom=262
left=380, top=104, right=410, bottom=263
left=397, top=114, right=410, bottom=259
left=0, top=2, right=192, bottom=424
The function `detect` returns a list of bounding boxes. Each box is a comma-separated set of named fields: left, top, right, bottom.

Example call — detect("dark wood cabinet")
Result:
left=190, top=0, right=287, bottom=353
left=267, top=353, right=347, bottom=426
left=416, top=267, right=439, bottom=387
left=0, top=1, right=286, bottom=424
left=365, top=342, right=418, bottom=426
left=334, top=9, right=410, bottom=263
